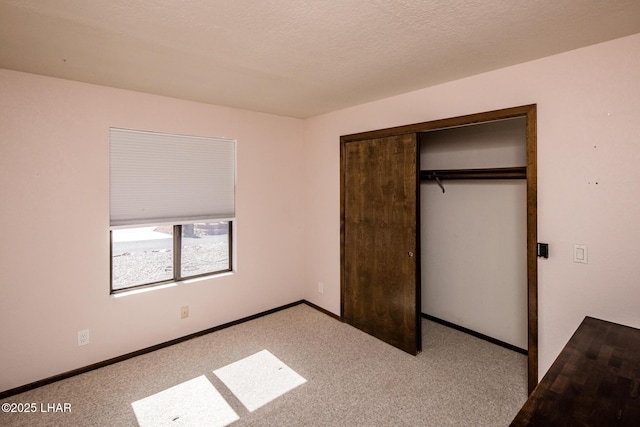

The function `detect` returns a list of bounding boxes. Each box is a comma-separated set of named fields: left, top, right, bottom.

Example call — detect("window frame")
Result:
left=109, top=127, right=236, bottom=295
left=109, top=221, right=233, bottom=294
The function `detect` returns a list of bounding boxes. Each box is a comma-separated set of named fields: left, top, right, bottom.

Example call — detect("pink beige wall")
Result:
left=303, top=33, right=640, bottom=377
left=2, top=32, right=640, bottom=393
left=0, top=70, right=306, bottom=392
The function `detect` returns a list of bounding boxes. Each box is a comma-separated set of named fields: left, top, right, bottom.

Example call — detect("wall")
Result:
left=0, top=70, right=306, bottom=393
left=2, top=32, right=640, bottom=393
left=303, top=33, right=640, bottom=377
left=420, top=118, right=528, bottom=349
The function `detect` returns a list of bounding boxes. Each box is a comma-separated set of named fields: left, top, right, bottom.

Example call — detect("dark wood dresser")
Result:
left=511, top=316, right=640, bottom=426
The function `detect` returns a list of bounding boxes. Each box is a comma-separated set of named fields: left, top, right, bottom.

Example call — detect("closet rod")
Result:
left=420, top=166, right=526, bottom=181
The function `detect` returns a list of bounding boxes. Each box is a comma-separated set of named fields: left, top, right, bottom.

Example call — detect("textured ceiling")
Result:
left=1, top=0, right=640, bottom=118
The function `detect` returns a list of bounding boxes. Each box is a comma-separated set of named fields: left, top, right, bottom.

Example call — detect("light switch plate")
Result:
left=573, top=244, right=588, bottom=264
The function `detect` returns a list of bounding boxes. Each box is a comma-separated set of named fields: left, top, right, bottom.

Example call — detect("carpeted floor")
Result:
left=0, top=304, right=527, bottom=426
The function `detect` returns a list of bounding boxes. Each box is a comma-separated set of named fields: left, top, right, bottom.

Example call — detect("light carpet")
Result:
left=0, top=304, right=527, bottom=426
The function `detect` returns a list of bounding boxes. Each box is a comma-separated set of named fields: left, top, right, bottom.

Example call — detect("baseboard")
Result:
left=303, top=300, right=341, bottom=321
left=422, top=313, right=528, bottom=355
left=1, top=299, right=337, bottom=399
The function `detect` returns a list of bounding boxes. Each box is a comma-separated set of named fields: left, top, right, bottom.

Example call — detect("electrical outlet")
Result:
left=181, top=306, right=189, bottom=319
left=77, top=329, right=90, bottom=346
left=318, top=282, right=324, bottom=294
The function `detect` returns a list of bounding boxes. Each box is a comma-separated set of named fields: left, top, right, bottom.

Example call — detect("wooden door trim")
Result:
left=340, top=104, right=538, bottom=393
left=341, top=105, right=535, bottom=143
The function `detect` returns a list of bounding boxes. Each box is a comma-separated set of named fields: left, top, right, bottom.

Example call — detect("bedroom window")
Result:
left=109, top=128, right=235, bottom=293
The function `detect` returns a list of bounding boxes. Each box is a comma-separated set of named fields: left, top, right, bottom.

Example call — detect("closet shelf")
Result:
left=420, top=166, right=526, bottom=181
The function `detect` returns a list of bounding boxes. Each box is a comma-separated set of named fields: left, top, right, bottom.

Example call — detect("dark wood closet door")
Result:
left=341, top=133, right=421, bottom=355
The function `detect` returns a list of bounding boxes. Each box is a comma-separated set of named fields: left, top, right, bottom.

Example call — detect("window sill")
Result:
left=111, top=271, right=234, bottom=298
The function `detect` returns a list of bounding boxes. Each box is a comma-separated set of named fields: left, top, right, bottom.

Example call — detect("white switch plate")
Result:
left=573, top=244, right=588, bottom=264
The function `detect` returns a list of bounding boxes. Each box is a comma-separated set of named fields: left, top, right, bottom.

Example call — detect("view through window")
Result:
left=111, top=222, right=231, bottom=291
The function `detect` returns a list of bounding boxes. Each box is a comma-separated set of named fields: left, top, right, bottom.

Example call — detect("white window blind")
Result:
left=110, top=128, right=235, bottom=227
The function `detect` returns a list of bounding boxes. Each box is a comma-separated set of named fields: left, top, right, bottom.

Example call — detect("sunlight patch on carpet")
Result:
left=214, top=349, right=307, bottom=412
left=131, top=375, right=239, bottom=427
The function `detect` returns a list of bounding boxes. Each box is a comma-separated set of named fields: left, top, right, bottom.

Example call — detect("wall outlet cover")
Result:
left=78, top=329, right=90, bottom=346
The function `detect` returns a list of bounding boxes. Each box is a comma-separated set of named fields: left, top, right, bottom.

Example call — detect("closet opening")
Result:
left=418, top=107, right=537, bottom=394
left=340, top=104, right=537, bottom=393
left=419, top=116, right=528, bottom=356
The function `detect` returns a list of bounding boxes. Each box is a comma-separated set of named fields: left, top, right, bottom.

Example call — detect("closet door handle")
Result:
left=408, top=251, right=414, bottom=257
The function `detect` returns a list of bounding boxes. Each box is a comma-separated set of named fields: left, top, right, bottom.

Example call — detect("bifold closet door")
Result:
left=341, top=134, right=421, bottom=355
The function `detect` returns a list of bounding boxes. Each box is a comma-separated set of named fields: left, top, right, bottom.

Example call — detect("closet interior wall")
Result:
left=420, top=117, right=528, bottom=350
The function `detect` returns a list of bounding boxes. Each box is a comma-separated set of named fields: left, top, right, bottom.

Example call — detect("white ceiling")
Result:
left=1, top=1, right=640, bottom=118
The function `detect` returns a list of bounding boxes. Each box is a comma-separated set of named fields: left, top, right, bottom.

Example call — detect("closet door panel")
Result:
left=342, top=134, right=420, bottom=355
